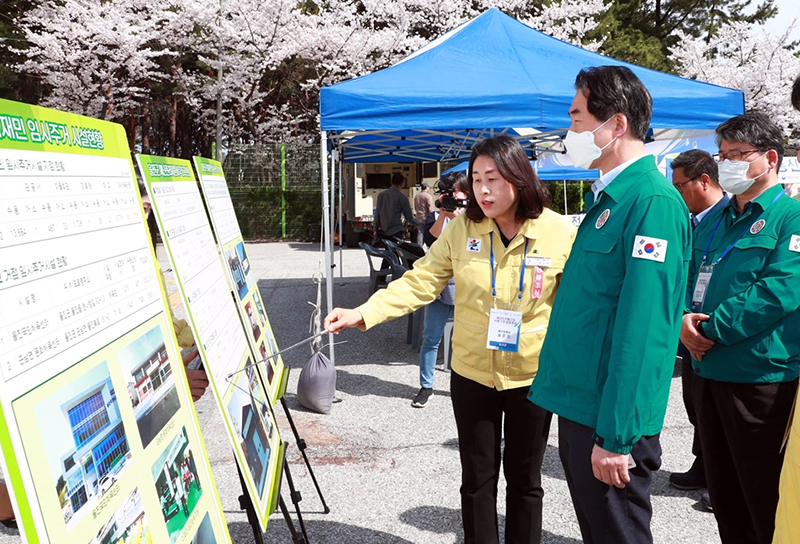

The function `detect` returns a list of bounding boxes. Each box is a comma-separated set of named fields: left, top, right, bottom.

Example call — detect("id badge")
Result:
left=691, top=266, right=713, bottom=312
left=486, top=308, right=522, bottom=352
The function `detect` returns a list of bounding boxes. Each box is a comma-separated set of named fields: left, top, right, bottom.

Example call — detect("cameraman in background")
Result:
left=412, top=172, right=470, bottom=407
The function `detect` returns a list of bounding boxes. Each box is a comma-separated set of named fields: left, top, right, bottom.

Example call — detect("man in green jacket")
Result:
left=528, top=66, right=691, bottom=544
left=681, top=112, right=800, bottom=544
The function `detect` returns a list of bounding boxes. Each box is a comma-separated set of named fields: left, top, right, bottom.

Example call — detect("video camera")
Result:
left=434, top=175, right=469, bottom=212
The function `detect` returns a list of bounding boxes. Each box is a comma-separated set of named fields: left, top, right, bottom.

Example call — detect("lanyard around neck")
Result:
left=701, top=190, right=784, bottom=267
left=489, top=232, right=529, bottom=308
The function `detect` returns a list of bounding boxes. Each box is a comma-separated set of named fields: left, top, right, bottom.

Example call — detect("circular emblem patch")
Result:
left=596, top=209, right=611, bottom=229
left=750, top=219, right=766, bottom=235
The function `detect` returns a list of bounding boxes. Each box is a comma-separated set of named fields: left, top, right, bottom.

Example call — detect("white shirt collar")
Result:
left=591, top=153, right=648, bottom=200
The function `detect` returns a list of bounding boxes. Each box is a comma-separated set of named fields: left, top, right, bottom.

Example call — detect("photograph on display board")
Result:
left=150, top=427, right=203, bottom=544
left=118, top=325, right=180, bottom=449
left=236, top=242, right=255, bottom=295
left=190, top=513, right=217, bottom=544
left=244, top=301, right=261, bottom=342
left=225, top=243, right=253, bottom=301
left=245, top=364, right=270, bottom=423
left=88, top=488, right=147, bottom=544
left=227, top=372, right=273, bottom=499
left=32, top=361, right=131, bottom=530
left=252, top=291, right=267, bottom=324
left=258, top=343, right=275, bottom=387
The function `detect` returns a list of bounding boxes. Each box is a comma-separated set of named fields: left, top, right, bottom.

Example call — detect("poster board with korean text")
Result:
left=192, top=157, right=287, bottom=403
left=0, top=99, right=231, bottom=544
left=136, top=154, right=284, bottom=529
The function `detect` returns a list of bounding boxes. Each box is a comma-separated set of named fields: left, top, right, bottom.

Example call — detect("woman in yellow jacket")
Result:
left=325, top=135, right=575, bottom=544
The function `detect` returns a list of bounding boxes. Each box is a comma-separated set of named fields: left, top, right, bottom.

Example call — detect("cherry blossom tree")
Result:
left=13, top=0, right=607, bottom=152
left=670, top=20, right=800, bottom=142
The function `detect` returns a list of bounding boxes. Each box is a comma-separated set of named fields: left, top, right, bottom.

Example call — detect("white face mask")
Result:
left=717, top=152, right=768, bottom=195
left=564, top=117, right=617, bottom=169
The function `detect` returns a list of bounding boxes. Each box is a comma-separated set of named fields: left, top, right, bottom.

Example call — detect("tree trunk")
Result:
left=127, top=114, right=135, bottom=150
left=142, top=102, right=151, bottom=154
left=169, top=95, right=177, bottom=158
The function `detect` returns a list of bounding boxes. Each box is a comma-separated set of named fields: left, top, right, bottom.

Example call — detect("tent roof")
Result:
left=320, top=8, right=745, bottom=163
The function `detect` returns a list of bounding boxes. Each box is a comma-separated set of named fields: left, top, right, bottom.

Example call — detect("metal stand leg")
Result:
left=282, top=456, right=310, bottom=543
left=280, top=396, right=331, bottom=514
left=237, top=464, right=265, bottom=544
left=279, top=496, right=306, bottom=544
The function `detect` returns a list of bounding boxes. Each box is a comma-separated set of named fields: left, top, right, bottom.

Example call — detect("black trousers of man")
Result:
left=693, top=375, right=797, bottom=544
left=678, top=342, right=705, bottom=475
left=450, top=371, right=552, bottom=544
left=558, top=417, right=662, bottom=544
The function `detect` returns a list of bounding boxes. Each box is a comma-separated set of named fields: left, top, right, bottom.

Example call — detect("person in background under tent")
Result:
left=411, top=172, right=469, bottom=408
left=373, top=172, right=419, bottom=243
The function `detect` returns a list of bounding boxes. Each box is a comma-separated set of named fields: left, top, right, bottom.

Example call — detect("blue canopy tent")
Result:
left=443, top=159, right=599, bottom=180
left=441, top=134, right=721, bottom=181
left=320, top=8, right=744, bottom=164
left=315, top=8, right=745, bottom=355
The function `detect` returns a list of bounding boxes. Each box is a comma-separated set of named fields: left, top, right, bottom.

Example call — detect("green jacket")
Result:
left=528, top=156, right=691, bottom=454
left=687, top=183, right=800, bottom=383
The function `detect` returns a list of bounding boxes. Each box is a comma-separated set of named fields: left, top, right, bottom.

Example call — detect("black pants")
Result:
left=678, top=342, right=705, bottom=474
left=450, top=371, right=552, bottom=544
left=558, top=416, right=662, bottom=544
left=692, top=375, right=797, bottom=544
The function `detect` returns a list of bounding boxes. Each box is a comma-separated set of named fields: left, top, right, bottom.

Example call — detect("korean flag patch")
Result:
left=790, top=234, right=800, bottom=253
left=467, top=238, right=482, bottom=252
left=632, top=235, right=668, bottom=262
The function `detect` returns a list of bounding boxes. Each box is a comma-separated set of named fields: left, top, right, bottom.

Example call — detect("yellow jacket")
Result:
left=357, top=208, right=575, bottom=391
left=774, top=389, right=800, bottom=543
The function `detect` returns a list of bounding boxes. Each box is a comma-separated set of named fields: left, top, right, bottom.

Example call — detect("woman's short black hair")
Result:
left=465, top=135, right=550, bottom=223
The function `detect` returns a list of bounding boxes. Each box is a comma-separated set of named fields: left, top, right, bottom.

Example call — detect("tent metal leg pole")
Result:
left=330, top=150, right=338, bottom=279
left=320, top=131, right=335, bottom=366
left=563, top=180, right=567, bottom=215
left=338, top=154, right=343, bottom=279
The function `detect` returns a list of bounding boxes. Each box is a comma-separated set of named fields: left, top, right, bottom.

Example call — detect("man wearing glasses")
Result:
left=667, top=150, right=726, bottom=505
left=681, top=112, right=800, bottom=544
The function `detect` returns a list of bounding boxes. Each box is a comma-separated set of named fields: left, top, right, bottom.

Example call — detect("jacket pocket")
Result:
left=453, top=306, right=490, bottom=373
left=727, top=234, right=777, bottom=284
left=511, top=324, right=547, bottom=376
left=580, top=232, right=618, bottom=254
left=578, top=233, right=622, bottom=297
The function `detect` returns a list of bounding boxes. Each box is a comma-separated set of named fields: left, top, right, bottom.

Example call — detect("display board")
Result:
left=0, top=100, right=230, bottom=544
left=192, top=157, right=287, bottom=404
left=136, top=154, right=284, bottom=530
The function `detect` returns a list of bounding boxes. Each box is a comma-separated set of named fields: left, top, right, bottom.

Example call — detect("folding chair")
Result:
left=359, top=242, right=400, bottom=294
left=384, top=239, right=424, bottom=270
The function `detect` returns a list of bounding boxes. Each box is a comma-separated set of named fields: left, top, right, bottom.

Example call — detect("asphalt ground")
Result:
left=0, top=241, right=722, bottom=543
